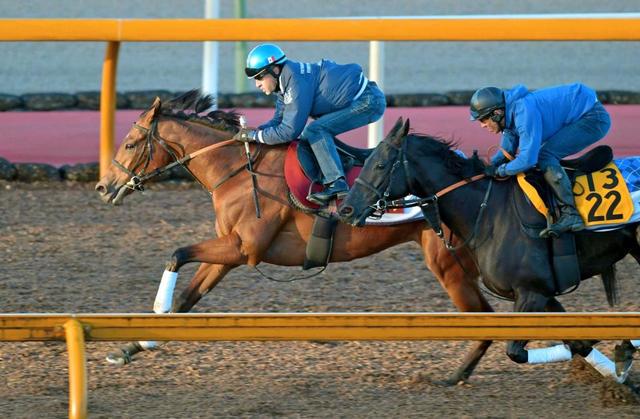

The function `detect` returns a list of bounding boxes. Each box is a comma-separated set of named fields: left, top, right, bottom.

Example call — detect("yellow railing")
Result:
left=2, top=312, right=640, bottom=418
left=1, top=16, right=639, bottom=175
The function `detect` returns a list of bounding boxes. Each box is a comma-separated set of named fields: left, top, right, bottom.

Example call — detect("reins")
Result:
left=112, top=119, right=259, bottom=195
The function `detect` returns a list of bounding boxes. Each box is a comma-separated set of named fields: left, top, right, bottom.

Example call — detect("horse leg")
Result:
left=506, top=290, right=550, bottom=363
left=511, top=296, right=601, bottom=365
left=525, top=297, right=595, bottom=364
left=524, top=297, right=628, bottom=382
left=106, top=262, right=234, bottom=366
left=440, top=275, right=494, bottom=384
left=106, top=235, right=246, bottom=366
left=173, top=263, right=236, bottom=312
left=614, top=246, right=640, bottom=375
left=420, top=235, right=493, bottom=384
left=614, top=340, right=638, bottom=377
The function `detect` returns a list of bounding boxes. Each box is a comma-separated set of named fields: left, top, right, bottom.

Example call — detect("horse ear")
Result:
left=150, top=97, right=162, bottom=117
left=402, top=118, right=411, bottom=136
left=141, top=97, right=162, bottom=124
left=385, top=117, right=404, bottom=142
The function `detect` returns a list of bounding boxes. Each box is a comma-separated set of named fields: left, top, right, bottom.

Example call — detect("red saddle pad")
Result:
left=284, top=141, right=361, bottom=210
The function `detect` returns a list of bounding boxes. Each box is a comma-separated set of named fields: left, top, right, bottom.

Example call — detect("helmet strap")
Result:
left=488, top=110, right=505, bottom=132
left=267, top=65, right=281, bottom=90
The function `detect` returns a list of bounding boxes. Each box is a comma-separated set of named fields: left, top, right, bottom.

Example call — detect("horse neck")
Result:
left=404, top=138, right=490, bottom=239
left=158, top=118, right=240, bottom=187
left=158, top=118, right=286, bottom=195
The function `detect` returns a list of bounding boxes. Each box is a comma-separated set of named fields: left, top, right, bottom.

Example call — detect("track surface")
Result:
left=1, top=182, right=640, bottom=417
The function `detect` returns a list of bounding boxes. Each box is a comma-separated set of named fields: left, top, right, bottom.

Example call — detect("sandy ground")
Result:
left=1, top=181, right=640, bottom=418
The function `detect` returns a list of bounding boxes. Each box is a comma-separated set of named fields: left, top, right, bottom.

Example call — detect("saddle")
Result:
left=512, top=145, right=614, bottom=294
left=517, top=145, right=627, bottom=222
left=283, top=139, right=374, bottom=270
left=284, top=138, right=373, bottom=212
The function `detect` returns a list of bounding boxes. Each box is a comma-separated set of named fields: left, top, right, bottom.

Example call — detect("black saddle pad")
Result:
left=560, top=145, right=613, bottom=173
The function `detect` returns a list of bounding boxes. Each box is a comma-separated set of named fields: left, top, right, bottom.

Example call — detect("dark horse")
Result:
left=95, top=91, right=493, bottom=383
left=339, top=117, right=640, bottom=379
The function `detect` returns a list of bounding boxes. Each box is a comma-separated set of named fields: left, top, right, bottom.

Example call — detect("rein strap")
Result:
left=435, top=174, right=487, bottom=198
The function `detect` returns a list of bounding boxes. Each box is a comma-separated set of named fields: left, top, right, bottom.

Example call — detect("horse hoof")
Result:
left=434, top=377, right=466, bottom=387
left=615, top=343, right=636, bottom=376
left=105, top=351, right=131, bottom=366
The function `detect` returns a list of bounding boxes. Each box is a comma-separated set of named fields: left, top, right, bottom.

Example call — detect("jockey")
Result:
left=470, top=83, right=611, bottom=238
left=234, top=43, right=386, bottom=205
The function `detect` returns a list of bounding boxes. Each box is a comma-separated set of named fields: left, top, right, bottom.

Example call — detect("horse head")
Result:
left=95, top=90, right=240, bottom=205
left=95, top=97, right=166, bottom=205
left=340, top=117, right=488, bottom=226
left=339, top=117, right=411, bottom=226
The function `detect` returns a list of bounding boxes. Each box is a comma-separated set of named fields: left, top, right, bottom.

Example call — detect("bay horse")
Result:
left=95, top=90, right=492, bottom=384
left=339, top=117, right=640, bottom=381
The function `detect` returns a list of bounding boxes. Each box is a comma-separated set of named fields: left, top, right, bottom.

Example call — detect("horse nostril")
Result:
left=95, top=183, right=106, bottom=195
left=340, top=206, right=353, bottom=216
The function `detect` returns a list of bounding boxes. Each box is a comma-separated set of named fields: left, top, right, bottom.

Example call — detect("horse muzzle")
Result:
left=338, top=204, right=369, bottom=227
left=95, top=180, right=129, bottom=205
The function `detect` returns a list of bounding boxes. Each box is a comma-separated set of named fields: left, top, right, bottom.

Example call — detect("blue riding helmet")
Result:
left=245, top=44, right=287, bottom=79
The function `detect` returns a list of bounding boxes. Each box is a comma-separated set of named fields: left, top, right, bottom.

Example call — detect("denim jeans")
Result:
left=537, top=101, right=611, bottom=171
left=300, top=82, right=386, bottom=184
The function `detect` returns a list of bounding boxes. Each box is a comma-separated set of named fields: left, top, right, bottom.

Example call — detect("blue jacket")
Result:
left=256, top=59, right=366, bottom=144
left=492, top=83, right=599, bottom=176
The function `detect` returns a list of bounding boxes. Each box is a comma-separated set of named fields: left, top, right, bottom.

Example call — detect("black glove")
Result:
left=233, top=128, right=256, bottom=143
left=484, top=165, right=499, bottom=178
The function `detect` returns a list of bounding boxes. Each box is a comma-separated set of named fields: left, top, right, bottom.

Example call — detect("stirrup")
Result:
left=539, top=222, right=583, bottom=238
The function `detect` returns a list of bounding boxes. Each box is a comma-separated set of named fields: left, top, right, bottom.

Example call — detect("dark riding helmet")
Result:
left=245, top=44, right=287, bottom=79
left=469, top=87, right=505, bottom=121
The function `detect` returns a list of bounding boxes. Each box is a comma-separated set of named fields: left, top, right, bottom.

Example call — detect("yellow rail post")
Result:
left=99, top=41, right=120, bottom=178
left=63, top=319, right=88, bottom=419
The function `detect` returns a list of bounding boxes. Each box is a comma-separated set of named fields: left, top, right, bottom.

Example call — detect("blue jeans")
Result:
left=538, top=101, right=611, bottom=171
left=300, top=82, right=386, bottom=184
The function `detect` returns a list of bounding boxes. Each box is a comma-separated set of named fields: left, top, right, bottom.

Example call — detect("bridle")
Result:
left=112, top=118, right=256, bottom=194
left=353, top=140, right=407, bottom=218
left=354, top=137, right=491, bottom=251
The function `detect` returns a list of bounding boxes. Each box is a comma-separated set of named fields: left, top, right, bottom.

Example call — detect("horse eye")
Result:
left=376, top=162, right=386, bottom=169
left=125, top=143, right=136, bottom=150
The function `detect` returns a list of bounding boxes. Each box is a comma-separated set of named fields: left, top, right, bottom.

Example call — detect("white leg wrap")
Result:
left=527, top=344, right=572, bottom=364
left=138, top=341, right=159, bottom=350
left=630, top=340, right=640, bottom=348
left=585, top=348, right=626, bottom=383
left=139, top=270, right=178, bottom=351
left=153, top=270, right=178, bottom=314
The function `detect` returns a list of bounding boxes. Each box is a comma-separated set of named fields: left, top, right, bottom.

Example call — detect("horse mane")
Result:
left=150, top=89, right=241, bottom=133
left=408, top=133, right=486, bottom=178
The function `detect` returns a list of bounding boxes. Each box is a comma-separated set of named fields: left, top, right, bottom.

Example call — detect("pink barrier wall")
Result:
left=0, top=105, right=637, bottom=166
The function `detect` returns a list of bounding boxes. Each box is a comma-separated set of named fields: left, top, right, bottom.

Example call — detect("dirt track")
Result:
left=1, top=181, right=640, bottom=418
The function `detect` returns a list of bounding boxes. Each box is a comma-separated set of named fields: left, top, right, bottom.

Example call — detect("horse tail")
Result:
left=600, top=265, right=619, bottom=308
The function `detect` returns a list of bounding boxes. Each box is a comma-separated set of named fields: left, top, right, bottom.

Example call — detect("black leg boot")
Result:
left=539, top=166, right=585, bottom=238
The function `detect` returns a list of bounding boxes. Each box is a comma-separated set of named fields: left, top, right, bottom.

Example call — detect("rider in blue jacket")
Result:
left=470, top=83, right=611, bottom=237
left=234, top=43, right=386, bottom=205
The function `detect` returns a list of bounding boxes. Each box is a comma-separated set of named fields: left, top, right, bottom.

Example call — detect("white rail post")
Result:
left=202, top=0, right=220, bottom=108
left=367, top=41, right=384, bottom=148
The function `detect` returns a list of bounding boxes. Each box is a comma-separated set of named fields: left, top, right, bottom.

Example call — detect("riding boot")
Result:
left=539, top=165, right=585, bottom=238
left=308, top=177, right=349, bottom=204
left=306, top=134, right=349, bottom=205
